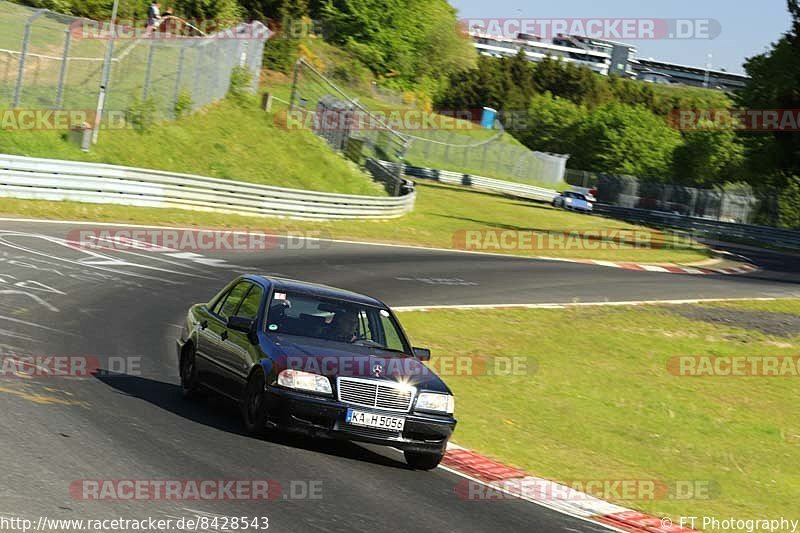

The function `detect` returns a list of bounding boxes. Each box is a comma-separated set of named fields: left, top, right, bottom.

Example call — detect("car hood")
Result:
left=269, top=335, right=450, bottom=393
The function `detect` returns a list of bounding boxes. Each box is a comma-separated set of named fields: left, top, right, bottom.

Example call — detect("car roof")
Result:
left=246, top=275, right=388, bottom=308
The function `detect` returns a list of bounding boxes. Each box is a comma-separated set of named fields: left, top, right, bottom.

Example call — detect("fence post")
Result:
left=55, top=29, right=72, bottom=108
left=142, top=40, right=156, bottom=100
left=12, top=10, right=45, bottom=109
left=172, top=46, right=186, bottom=116
left=289, top=58, right=302, bottom=111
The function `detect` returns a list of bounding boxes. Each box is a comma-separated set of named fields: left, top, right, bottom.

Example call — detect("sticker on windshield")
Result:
left=268, top=324, right=278, bottom=331
left=274, top=292, right=286, bottom=300
left=380, top=309, right=390, bottom=317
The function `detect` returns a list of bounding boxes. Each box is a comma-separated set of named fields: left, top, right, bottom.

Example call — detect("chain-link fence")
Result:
left=566, top=168, right=779, bottom=224
left=289, top=58, right=409, bottom=163
left=402, top=130, right=569, bottom=187
left=288, top=57, right=568, bottom=187
left=0, top=0, right=267, bottom=125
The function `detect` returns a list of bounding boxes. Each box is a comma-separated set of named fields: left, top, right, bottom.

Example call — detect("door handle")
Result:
left=221, top=330, right=228, bottom=341
left=200, top=320, right=208, bottom=330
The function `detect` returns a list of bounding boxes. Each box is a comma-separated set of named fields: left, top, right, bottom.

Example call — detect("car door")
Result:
left=198, top=281, right=251, bottom=397
left=221, top=283, right=265, bottom=399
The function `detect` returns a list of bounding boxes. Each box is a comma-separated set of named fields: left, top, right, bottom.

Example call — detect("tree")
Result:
left=512, top=92, right=586, bottom=153
left=672, top=122, right=745, bottom=186
left=320, top=0, right=474, bottom=87
left=569, top=103, right=682, bottom=178
left=738, top=0, right=800, bottom=186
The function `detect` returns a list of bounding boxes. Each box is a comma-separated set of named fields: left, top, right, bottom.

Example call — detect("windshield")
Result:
left=266, top=291, right=409, bottom=352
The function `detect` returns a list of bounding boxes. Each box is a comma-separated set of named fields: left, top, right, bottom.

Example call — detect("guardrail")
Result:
left=0, top=154, right=416, bottom=220
left=594, top=204, right=800, bottom=249
left=387, top=162, right=560, bottom=202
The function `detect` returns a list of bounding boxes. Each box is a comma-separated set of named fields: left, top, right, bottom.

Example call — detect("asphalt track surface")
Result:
left=0, top=218, right=798, bottom=533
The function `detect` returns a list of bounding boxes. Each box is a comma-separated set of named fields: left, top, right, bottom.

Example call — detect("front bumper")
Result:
left=264, top=386, right=456, bottom=454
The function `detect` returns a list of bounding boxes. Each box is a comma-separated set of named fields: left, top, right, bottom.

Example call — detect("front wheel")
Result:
left=179, top=345, right=203, bottom=399
left=404, top=451, right=444, bottom=470
left=241, top=370, right=270, bottom=436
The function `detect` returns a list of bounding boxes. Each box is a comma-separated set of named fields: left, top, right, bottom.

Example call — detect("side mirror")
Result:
left=413, top=347, right=431, bottom=362
left=227, top=316, right=254, bottom=333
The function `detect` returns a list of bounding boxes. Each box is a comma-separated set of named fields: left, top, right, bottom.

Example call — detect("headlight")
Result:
left=278, top=369, right=332, bottom=395
left=587, top=202, right=594, bottom=208
left=565, top=198, right=573, bottom=204
left=416, top=392, right=455, bottom=414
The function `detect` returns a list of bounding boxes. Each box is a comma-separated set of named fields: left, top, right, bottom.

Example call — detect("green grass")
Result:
left=398, top=300, right=800, bottom=521
left=0, top=99, right=384, bottom=196
left=0, top=180, right=711, bottom=263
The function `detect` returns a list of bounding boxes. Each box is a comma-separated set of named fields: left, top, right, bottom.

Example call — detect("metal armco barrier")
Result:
left=594, top=204, right=800, bottom=249
left=392, top=162, right=559, bottom=202
left=0, top=154, right=416, bottom=220
left=384, top=160, right=800, bottom=249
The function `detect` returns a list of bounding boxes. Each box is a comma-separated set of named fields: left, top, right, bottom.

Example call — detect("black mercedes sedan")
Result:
left=176, top=275, right=456, bottom=470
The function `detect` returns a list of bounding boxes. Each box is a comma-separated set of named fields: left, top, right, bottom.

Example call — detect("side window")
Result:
left=218, top=282, right=251, bottom=320
left=237, top=285, right=263, bottom=320
left=379, top=313, right=405, bottom=352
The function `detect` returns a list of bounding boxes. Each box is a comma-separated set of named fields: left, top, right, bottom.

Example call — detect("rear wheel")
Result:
left=242, top=370, right=270, bottom=436
left=404, top=451, right=444, bottom=470
left=179, top=344, right=202, bottom=399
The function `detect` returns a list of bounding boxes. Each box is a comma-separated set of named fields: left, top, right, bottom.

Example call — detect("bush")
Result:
left=174, top=90, right=193, bottom=118
left=126, top=96, right=159, bottom=133
left=227, top=66, right=253, bottom=105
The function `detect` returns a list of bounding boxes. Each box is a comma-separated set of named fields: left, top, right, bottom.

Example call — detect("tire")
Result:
left=179, top=344, right=203, bottom=399
left=241, top=369, right=270, bottom=436
left=404, top=451, right=444, bottom=470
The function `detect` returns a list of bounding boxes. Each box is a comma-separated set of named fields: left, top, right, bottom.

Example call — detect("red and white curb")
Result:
left=537, top=256, right=759, bottom=276
left=394, top=296, right=784, bottom=312
left=442, top=442, right=697, bottom=533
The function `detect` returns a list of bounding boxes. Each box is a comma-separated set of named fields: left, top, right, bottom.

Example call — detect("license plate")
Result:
left=346, top=408, right=405, bottom=431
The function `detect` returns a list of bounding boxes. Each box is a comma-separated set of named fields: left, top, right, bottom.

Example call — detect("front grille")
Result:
left=337, top=377, right=415, bottom=413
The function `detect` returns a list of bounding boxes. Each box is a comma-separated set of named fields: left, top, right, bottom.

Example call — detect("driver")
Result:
left=326, top=310, right=358, bottom=343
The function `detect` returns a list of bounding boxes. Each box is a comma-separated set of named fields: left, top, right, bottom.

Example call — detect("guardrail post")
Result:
left=55, top=29, right=72, bottom=108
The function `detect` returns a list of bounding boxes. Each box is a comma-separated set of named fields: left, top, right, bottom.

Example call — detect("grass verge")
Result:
left=0, top=180, right=710, bottom=263
left=0, top=99, right=384, bottom=196
left=398, top=299, right=800, bottom=520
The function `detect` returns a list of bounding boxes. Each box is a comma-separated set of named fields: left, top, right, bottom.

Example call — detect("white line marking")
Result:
left=0, top=290, right=59, bottom=312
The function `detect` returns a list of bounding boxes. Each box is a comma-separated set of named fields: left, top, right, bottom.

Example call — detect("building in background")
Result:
left=468, top=30, right=748, bottom=91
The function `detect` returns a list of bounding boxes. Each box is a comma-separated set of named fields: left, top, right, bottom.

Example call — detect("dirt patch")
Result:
left=667, top=306, right=800, bottom=338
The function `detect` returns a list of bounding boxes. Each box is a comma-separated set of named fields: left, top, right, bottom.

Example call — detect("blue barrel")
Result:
left=480, top=107, right=496, bottom=129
